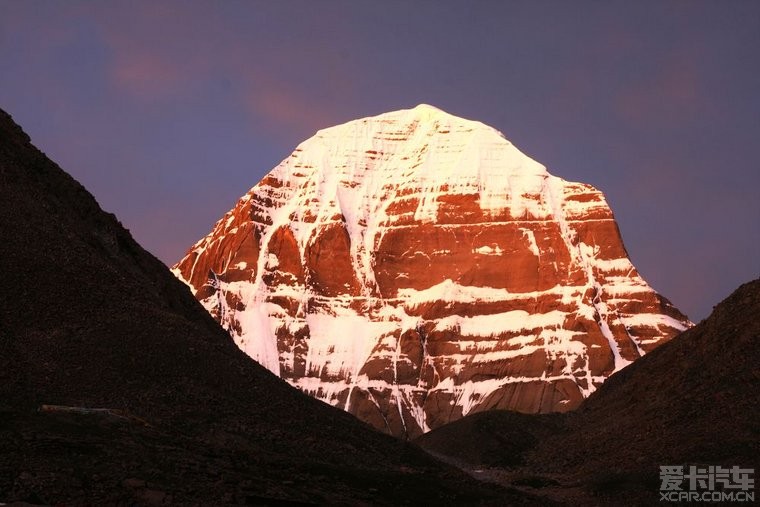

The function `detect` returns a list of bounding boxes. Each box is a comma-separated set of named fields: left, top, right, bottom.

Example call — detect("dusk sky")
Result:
left=1, top=1, right=758, bottom=322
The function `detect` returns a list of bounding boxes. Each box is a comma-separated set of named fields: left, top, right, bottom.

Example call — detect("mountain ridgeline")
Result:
left=173, top=104, right=691, bottom=438
left=2, top=105, right=752, bottom=506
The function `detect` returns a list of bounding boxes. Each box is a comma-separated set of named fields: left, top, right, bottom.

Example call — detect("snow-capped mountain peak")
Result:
left=173, top=106, right=691, bottom=438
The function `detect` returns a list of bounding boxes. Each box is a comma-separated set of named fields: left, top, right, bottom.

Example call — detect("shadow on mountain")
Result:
left=416, top=278, right=760, bottom=504
left=0, top=108, right=547, bottom=505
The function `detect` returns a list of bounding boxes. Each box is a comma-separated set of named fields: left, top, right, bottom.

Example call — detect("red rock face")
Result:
left=173, top=105, right=691, bottom=438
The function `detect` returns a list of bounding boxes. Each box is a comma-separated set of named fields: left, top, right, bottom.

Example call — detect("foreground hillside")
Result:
left=418, top=278, right=760, bottom=504
left=0, top=108, right=540, bottom=505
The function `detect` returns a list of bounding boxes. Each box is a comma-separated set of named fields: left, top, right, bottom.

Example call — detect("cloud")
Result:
left=614, top=53, right=703, bottom=128
left=89, top=3, right=352, bottom=135
left=243, top=81, right=342, bottom=137
left=110, top=51, right=185, bottom=98
left=90, top=3, right=220, bottom=100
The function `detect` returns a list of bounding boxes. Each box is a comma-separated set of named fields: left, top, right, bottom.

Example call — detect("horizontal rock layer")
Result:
left=173, top=105, right=691, bottom=438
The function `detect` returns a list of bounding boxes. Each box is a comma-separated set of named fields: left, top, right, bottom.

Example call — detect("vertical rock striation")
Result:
left=173, top=104, right=690, bottom=438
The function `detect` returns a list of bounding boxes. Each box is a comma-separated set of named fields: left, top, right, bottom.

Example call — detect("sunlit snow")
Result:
left=173, top=104, right=693, bottom=434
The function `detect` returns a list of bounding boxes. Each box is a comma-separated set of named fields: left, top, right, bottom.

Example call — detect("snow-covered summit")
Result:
left=173, top=106, right=692, bottom=438
left=272, top=104, right=548, bottom=229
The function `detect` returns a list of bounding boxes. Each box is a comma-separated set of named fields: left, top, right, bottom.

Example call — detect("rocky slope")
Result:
left=0, top=107, right=541, bottom=505
left=174, top=104, right=690, bottom=438
left=417, top=278, right=760, bottom=504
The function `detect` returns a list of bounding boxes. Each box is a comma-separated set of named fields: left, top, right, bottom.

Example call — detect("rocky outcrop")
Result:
left=173, top=104, right=691, bottom=438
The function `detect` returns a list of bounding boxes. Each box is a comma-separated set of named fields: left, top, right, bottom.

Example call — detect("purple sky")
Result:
left=1, top=1, right=758, bottom=321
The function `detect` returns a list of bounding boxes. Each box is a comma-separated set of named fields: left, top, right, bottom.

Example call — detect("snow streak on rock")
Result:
left=173, top=104, right=691, bottom=438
